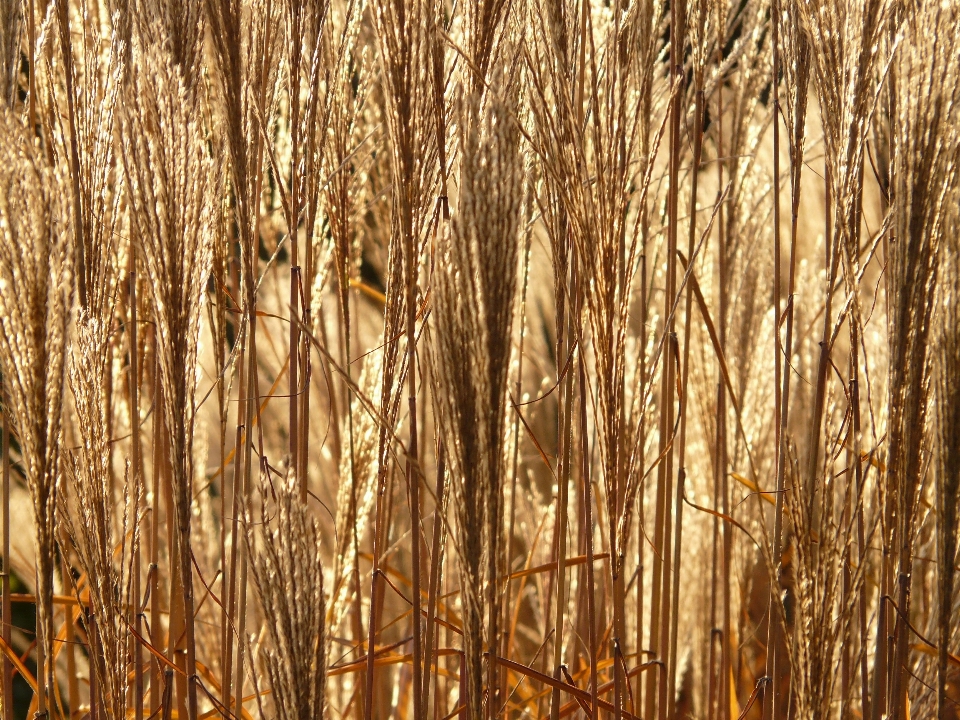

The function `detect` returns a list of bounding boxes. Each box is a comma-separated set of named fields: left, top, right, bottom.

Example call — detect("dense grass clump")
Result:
left=0, top=0, right=958, bottom=719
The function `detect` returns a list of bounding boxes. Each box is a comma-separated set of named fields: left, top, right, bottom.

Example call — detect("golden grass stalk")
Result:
left=937, top=210, right=960, bottom=720
left=248, top=469, right=328, bottom=720
left=432, top=77, right=523, bottom=720
left=526, top=2, right=664, bottom=716
left=204, top=0, right=281, bottom=708
left=53, top=20, right=131, bottom=712
left=886, top=5, right=960, bottom=717
left=764, top=2, right=809, bottom=717
left=369, top=1, right=439, bottom=715
left=0, top=0, right=20, bottom=108
left=2, top=393, right=10, bottom=720
left=121, top=20, right=218, bottom=718
left=329, top=351, right=380, bottom=633
left=61, top=315, right=140, bottom=720
left=0, top=112, right=73, bottom=718
left=279, top=0, right=329, bottom=495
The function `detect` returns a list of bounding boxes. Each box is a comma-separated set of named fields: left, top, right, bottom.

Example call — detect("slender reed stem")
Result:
left=128, top=268, right=144, bottom=720
left=652, top=5, right=685, bottom=718
left=149, top=353, right=162, bottom=715
left=422, top=442, right=446, bottom=717
left=1, top=397, right=10, bottom=720
left=671, top=76, right=704, bottom=718
left=406, top=251, right=423, bottom=720
left=549, top=253, right=575, bottom=720
left=764, top=4, right=785, bottom=715
left=579, top=342, right=597, bottom=720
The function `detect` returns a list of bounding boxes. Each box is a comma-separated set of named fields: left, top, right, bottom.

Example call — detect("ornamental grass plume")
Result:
left=57, top=22, right=131, bottom=718
left=432, top=73, right=522, bottom=720
left=61, top=316, right=140, bottom=720
left=249, top=469, right=328, bottom=720
left=886, top=4, right=960, bottom=718
left=121, top=12, right=218, bottom=717
left=0, top=112, right=73, bottom=718
left=936, top=208, right=960, bottom=720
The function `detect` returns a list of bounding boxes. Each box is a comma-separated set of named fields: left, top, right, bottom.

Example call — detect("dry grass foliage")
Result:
left=1, top=1, right=960, bottom=720
left=248, top=470, right=328, bottom=720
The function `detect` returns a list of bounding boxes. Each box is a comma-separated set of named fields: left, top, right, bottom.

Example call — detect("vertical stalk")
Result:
left=764, top=4, right=786, bottom=715
left=854, top=376, right=870, bottom=720
left=658, top=329, right=677, bottom=720
left=149, top=355, right=162, bottom=716
left=162, top=428, right=188, bottom=720
left=634, top=246, right=647, bottom=715
left=549, top=250, right=575, bottom=720
left=579, top=321, right=598, bottom=720
left=289, top=263, right=300, bottom=482
left=501, top=209, right=532, bottom=705
left=422, top=443, right=446, bottom=716
left=405, top=222, right=423, bottom=720
left=848, top=180, right=868, bottom=720
left=233, top=71, right=269, bottom=716
left=634, top=0, right=654, bottom=707
left=807, top=170, right=838, bottom=560
left=720, top=389, right=732, bottom=720
left=233, top=322, right=259, bottom=720
left=61, top=560, right=79, bottom=716
left=175, top=425, right=199, bottom=720
left=365, top=412, right=398, bottom=720
left=54, top=0, right=86, bottom=309
left=288, top=2, right=301, bottom=498
left=712, top=6, right=729, bottom=717
left=364, top=457, right=386, bottom=716
left=670, top=77, right=704, bottom=718
left=89, top=604, right=99, bottom=720
left=214, top=243, right=228, bottom=699
left=650, top=4, right=685, bottom=719
left=128, top=268, right=144, bottom=720
left=27, top=0, right=37, bottom=135
left=609, top=3, right=629, bottom=716
left=841, top=444, right=852, bottom=712
left=35, top=598, right=47, bottom=716
left=707, top=382, right=722, bottom=720
left=1, top=395, right=11, bottom=720
left=221, top=336, right=246, bottom=711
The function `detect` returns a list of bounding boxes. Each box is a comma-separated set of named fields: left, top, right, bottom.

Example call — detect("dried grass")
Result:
left=1, top=2, right=960, bottom=720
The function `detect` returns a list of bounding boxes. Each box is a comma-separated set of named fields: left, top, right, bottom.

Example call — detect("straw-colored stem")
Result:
left=671, top=77, right=704, bottom=718
left=1, top=389, right=10, bottom=720
left=128, top=269, right=144, bottom=720
left=423, top=442, right=446, bottom=716
left=764, top=5, right=786, bottom=713
left=549, top=257, right=575, bottom=720
left=579, top=344, right=597, bottom=720
left=148, top=358, right=161, bottom=714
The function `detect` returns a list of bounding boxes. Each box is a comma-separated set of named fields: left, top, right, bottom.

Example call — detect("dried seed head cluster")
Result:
left=0, top=113, right=73, bottom=713
left=249, top=470, right=328, bottom=720
left=433, top=78, right=523, bottom=720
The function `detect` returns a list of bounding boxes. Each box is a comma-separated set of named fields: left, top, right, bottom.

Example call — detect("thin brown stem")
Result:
left=423, top=443, right=446, bottom=717
left=580, top=340, right=597, bottom=720
left=129, top=268, right=144, bottom=720
left=550, top=253, right=575, bottom=720
left=763, top=5, right=785, bottom=715
left=1, top=395, right=11, bottom=720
